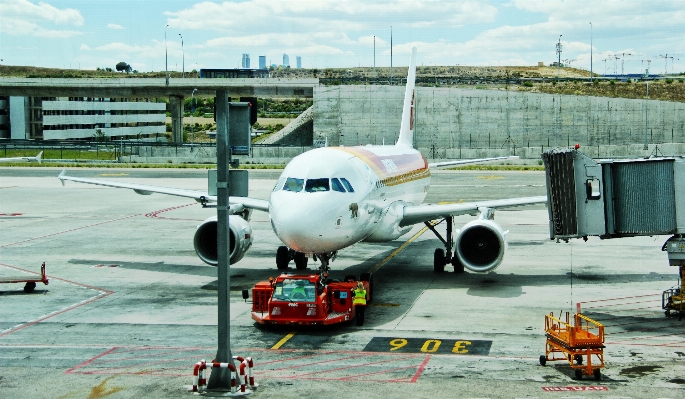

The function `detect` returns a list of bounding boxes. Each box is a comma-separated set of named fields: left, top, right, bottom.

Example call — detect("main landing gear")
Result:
left=276, top=246, right=309, bottom=270
left=426, top=217, right=464, bottom=274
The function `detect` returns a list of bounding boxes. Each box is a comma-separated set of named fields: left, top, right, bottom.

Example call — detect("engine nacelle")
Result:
left=193, top=215, right=253, bottom=266
left=455, top=219, right=508, bottom=273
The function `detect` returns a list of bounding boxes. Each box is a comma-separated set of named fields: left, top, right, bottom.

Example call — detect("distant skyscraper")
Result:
left=242, top=54, right=250, bottom=68
left=282, top=53, right=290, bottom=68
left=296, top=56, right=302, bottom=69
left=259, top=55, right=266, bottom=69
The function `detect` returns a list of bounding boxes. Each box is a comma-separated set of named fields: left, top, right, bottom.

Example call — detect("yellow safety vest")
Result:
left=353, top=288, right=366, bottom=306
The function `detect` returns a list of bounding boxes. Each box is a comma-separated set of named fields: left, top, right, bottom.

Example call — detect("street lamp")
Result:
left=179, top=33, right=184, bottom=78
left=556, top=35, right=562, bottom=80
left=165, top=24, right=169, bottom=85
left=589, top=22, right=593, bottom=83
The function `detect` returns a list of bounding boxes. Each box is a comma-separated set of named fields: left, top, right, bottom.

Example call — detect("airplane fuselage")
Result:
left=269, top=145, right=430, bottom=254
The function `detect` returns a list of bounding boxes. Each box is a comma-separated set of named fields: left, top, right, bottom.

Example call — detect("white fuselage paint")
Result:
left=269, top=145, right=430, bottom=254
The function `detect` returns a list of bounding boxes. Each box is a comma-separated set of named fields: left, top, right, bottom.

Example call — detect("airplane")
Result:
left=58, top=48, right=547, bottom=276
left=0, top=151, right=42, bottom=164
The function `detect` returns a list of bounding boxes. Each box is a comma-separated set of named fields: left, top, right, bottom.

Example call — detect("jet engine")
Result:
left=455, top=219, right=507, bottom=273
left=193, top=216, right=253, bottom=266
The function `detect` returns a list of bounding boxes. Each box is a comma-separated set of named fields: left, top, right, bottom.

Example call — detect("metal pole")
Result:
left=165, top=25, right=169, bottom=85
left=191, top=88, right=197, bottom=145
left=589, top=22, right=593, bottom=83
left=207, top=89, right=234, bottom=389
left=179, top=33, right=184, bottom=78
left=390, top=26, right=392, bottom=85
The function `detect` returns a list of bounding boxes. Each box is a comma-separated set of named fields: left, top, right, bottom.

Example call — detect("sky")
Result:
left=0, top=0, right=684, bottom=75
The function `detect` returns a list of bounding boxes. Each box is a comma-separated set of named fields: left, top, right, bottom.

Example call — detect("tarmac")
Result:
left=0, top=167, right=683, bottom=398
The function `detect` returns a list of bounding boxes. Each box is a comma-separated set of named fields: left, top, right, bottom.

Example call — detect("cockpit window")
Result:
left=271, top=279, right=316, bottom=303
left=305, top=178, right=330, bottom=192
left=340, top=178, right=354, bottom=193
left=283, top=177, right=304, bottom=192
left=273, top=177, right=286, bottom=192
left=331, top=178, right=345, bottom=192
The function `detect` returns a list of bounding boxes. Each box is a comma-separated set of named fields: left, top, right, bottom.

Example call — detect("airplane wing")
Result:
left=428, top=156, right=519, bottom=169
left=58, top=170, right=270, bottom=212
left=400, top=195, right=547, bottom=227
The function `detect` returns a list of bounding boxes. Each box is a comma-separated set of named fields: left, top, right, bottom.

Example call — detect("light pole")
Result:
left=589, top=22, right=593, bottom=83
left=556, top=35, right=562, bottom=80
left=165, top=24, right=169, bottom=85
left=179, top=33, right=184, bottom=78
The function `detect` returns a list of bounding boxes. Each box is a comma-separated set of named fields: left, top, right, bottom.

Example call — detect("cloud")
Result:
left=0, top=0, right=84, bottom=37
left=107, top=23, right=124, bottom=30
left=80, top=44, right=91, bottom=50
left=165, top=0, right=498, bottom=32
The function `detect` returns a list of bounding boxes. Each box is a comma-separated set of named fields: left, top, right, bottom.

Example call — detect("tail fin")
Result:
left=396, top=47, right=417, bottom=147
left=35, top=151, right=42, bottom=164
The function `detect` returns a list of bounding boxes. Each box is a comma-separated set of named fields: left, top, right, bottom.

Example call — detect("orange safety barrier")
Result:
left=539, top=311, right=605, bottom=380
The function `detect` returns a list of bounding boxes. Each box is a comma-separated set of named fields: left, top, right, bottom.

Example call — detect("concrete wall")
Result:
left=9, top=96, right=29, bottom=140
left=314, top=86, right=685, bottom=157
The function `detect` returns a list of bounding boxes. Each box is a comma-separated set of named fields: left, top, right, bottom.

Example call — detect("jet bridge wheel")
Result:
left=433, top=249, right=446, bottom=273
left=276, top=246, right=290, bottom=270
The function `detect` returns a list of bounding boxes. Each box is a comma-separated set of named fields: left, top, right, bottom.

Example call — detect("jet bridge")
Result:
left=542, top=148, right=685, bottom=311
left=542, top=148, right=685, bottom=241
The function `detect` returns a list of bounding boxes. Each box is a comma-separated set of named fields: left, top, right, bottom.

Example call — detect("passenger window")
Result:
left=586, top=179, right=601, bottom=200
left=305, top=178, right=330, bottom=192
left=331, top=178, right=346, bottom=192
left=283, top=177, right=304, bottom=192
left=340, top=178, right=354, bottom=193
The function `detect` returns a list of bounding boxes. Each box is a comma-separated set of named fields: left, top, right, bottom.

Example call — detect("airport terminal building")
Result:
left=0, top=95, right=166, bottom=141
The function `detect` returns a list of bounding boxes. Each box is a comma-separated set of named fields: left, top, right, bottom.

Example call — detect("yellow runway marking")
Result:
left=477, top=175, right=505, bottom=180
left=271, top=331, right=297, bottom=350
left=368, top=224, right=431, bottom=274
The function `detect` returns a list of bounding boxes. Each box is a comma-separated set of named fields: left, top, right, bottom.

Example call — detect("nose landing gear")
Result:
left=276, top=246, right=309, bottom=270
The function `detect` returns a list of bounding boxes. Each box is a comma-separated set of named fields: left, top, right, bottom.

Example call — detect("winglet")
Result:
left=396, top=47, right=417, bottom=147
left=58, top=169, right=66, bottom=186
left=35, top=151, right=42, bottom=164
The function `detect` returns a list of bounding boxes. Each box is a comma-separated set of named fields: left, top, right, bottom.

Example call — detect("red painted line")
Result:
left=338, top=364, right=422, bottom=381
left=410, top=355, right=430, bottom=383
left=0, top=213, right=140, bottom=248
left=260, top=353, right=367, bottom=373
left=254, top=351, right=338, bottom=366
left=64, top=347, right=118, bottom=374
left=578, top=294, right=660, bottom=305
left=0, top=263, right=114, bottom=338
left=278, top=354, right=421, bottom=379
left=145, top=203, right=202, bottom=221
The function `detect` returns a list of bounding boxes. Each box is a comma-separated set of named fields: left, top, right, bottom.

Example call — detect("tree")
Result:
left=116, top=61, right=132, bottom=73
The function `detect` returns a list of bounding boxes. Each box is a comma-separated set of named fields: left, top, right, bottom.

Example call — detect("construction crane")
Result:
left=620, top=53, right=632, bottom=75
left=657, top=54, right=684, bottom=74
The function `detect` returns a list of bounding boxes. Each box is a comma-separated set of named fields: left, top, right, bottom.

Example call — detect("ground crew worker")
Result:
left=353, top=281, right=367, bottom=326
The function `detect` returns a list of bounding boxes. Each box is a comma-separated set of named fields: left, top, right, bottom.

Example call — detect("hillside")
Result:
left=1, top=64, right=684, bottom=102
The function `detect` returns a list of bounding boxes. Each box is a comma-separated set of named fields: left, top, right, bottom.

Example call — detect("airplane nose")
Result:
left=270, top=194, right=345, bottom=253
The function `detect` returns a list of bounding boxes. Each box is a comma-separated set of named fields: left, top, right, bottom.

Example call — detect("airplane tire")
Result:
left=433, top=249, right=445, bottom=273
left=452, top=256, right=465, bottom=273
left=294, top=252, right=308, bottom=270
left=276, top=246, right=289, bottom=270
